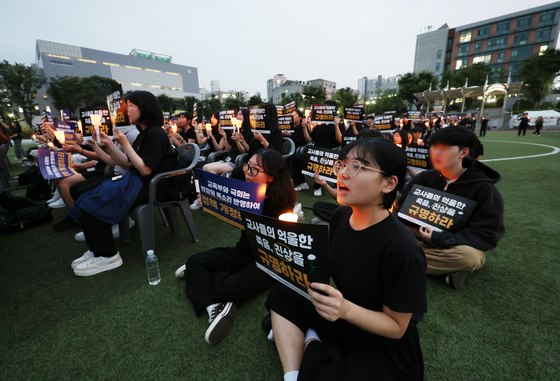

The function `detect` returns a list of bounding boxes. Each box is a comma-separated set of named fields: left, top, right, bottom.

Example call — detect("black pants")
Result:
left=479, top=125, right=487, bottom=137
left=286, top=152, right=307, bottom=186
left=184, top=241, right=276, bottom=316
left=266, top=284, right=424, bottom=381
left=518, top=125, right=527, bottom=136
left=533, top=125, right=542, bottom=135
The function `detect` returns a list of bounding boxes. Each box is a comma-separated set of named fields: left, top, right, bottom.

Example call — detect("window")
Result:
left=516, top=15, right=532, bottom=30
left=540, top=44, right=549, bottom=55
left=446, top=50, right=452, bottom=59
left=448, top=37, right=454, bottom=46
left=510, top=45, right=534, bottom=60
left=539, top=10, right=555, bottom=26
left=497, top=50, right=506, bottom=63
left=444, top=63, right=451, bottom=71
left=478, top=25, right=490, bottom=38
left=473, top=54, right=492, bottom=64
left=535, top=27, right=552, bottom=42
left=495, top=20, right=511, bottom=35
left=43, top=94, right=48, bottom=99
left=457, top=44, right=470, bottom=57
left=487, top=36, right=507, bottom=50
left=509, top=62, right=523, bottom=73
left=437, top=49, right=442, bottom=59
left=460, top=30, right=472, bottom=43
left=435, top=62, right=441, bottom=72
left=475, top=41, right=482, bottom=53
left=455, top=59, right=468, bottom=70
left=513, top=31, right=529, bottom=45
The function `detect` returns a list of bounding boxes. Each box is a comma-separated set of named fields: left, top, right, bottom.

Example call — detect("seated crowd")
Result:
left=7, top=97, right=505, bottom=381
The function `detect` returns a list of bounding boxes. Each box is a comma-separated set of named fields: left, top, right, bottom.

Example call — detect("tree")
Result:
left=248, top=92, right=263, bottom=106
left=371, top=90, right=407, bottom=116
left=519, top=48, right=560, bottom=108
left=397, top=71, right=438, bottom=110
left=156, top=94, right=174, bottom=112
left=78, top=75, right=120, bottom=104
left=279, top=92, right=305, bottom=109
left=302, top=86, right=326, bottom=107
left=0, top=60, right=47, bottom=126
left=440, top=63, right=492, bottom=89
left=224, top=96, right=246, bottom=109
left=46, top=76, right=83, bottom=118
left=198, top=94, right=221, bottom=121
left=332, top=87, right=359, bottom=114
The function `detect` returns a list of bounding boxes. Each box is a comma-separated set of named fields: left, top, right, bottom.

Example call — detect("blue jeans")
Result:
left=13, top=139, right=27, bottom=159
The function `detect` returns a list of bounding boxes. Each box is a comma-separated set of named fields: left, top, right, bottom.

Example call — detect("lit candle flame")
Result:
left=305, top=110, right=310, bottom=117
left=279, top=213, right=299, bottom=223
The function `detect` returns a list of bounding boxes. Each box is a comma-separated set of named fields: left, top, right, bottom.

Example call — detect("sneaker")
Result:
left=48, top=198, right=66, bottom=209
left=190, top=199, right=202, bottom=210
left=74, top=231, right=86, bottom=242
left=445, top=271, right=469, bottom=290
left=54, top=216, right=81, bottom=232
left=73, top=253, right=123, bottom=277
left=47, top=189, right=62, bottom=204
left=204, top=302, right=238, bottom=345
left=294, top=182, right=309, bottom=191
left=175, top=264, right=186, bottom=279
left=71, top=250, right=94, bottom=269
left=310, top=217, right=329, bottom=225
left=313, top=188, right=322, bottom=197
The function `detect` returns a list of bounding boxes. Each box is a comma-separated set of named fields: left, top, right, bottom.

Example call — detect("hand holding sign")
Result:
left=308, top=282, right=348, bottom=322
left=112, top=128, right=127, bottom=146
left=419, top=226, right=433, bottom=242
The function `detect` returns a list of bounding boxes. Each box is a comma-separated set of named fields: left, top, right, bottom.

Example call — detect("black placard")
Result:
left=301, top=146, right=340, bottom=183
left=79, top=106, right=113, bottom=140
left=310, top=104, right=337, bottom=124
left=249, top=105, right=268, bottom=133
left=107, top=85, right=130, bottom=127
left=344, top=105, right=365, bottom=122
left=285, top=101, right=297, bottom=115
left=408, top=111, right=421, bottom=120
left=276, top=105, right=284, bottom=116
left=278, top=115, right=294, bottom=132
left=406, top=145, right=432, bottom=171
left=241, top=210, right=330, bottom=300
left=193, top=102, right=197, bottom=119
left=219, top=109, right=237, bottom=129
left=373, top=112, right=396, bottom=131
left=398, top=184, right=477, bottom=233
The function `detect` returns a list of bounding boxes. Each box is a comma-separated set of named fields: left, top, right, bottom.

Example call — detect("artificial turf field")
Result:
left=1, top=130, right=559, bottom=380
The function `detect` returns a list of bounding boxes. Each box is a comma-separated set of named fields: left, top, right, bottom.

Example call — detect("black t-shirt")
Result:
left=310, top=123, right=343, bottom=149
left=402, top=120, right=413, bottom=131
left=341, top=123, right=364, bottom=147
left=518, top=116, right=529, bottom=128
left=207, top=129, right=224, bottom=154
left=12, top=125, right=22, bottom=140
left=179, top=127, right=197, bottom=143
left=329, top=206, right=427, bottom=350
left=290, top=124, right=306, bottom=148
left=130, top=126, right=175, bottom=186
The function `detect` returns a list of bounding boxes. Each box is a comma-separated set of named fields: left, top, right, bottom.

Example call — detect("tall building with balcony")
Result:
left=413, top=2, right=560, bottom=83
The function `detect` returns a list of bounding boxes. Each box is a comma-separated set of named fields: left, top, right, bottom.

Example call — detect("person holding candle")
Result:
left=169, top=112, right=196, bottom=146
left=265, top=138, right=427, bottom=381
left=176, top=149, right=296, bottom=345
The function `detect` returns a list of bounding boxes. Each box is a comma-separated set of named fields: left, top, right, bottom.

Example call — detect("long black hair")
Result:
left=393, top=130, right=410, bottom=151
left=339, top=138, right=406, bottom=210
left=263, top=103, right=279, bottom=132
left=125, top=91, right=164, bottom=128
left=252, top=148, right=296, bottom=215
left=239, top=108, right=253, bottom=143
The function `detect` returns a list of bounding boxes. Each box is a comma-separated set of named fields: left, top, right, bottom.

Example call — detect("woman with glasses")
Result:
left=176, top=149, right=296, bottom=345
left=265, top=138, right=427, bottom=381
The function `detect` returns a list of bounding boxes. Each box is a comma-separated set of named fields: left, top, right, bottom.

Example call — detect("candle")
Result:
left=89, top=113, right=103, bottom=144
left=47, top=142, right=54, bottom=148
left=206, top=123, right=212, bottom=133
left=171, top=124, right=177, bottom=134
left=305, top=109, right=310, bottom=117
left=32, top=134, right=36, bottom=140
left=54, top=130, right=65, bottom=144
left=279, top=213, right=299, bottom=223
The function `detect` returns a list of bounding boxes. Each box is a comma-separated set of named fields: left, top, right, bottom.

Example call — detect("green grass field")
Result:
left=1, top=130, right=559, bottom=380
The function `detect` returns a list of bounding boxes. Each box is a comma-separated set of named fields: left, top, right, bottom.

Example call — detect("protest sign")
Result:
left=276, top=105, right=284, bottom=116
left=54, top=120, right=77, bottom=144
left=432, top=105, right=444, bottom=112
left=408, top=111, right=421, bottom=120
left=373, top=112, right=396, bottom=131
left=241, top=210, right=330, bottom=300
left=219, top=108, right=237, bottom=130
left=405, top=145, right=432, bottom=171
left=278, top=115, right=294, bottom=132
left=107, top=86, right=130, bottom=127
left=38, top=149, right=78, bottom=180
left=310, top=104, right=337, bottom=124
left=301, top=146, right=340, bottom=183
left=197, top=169, right=267, bottom=229
left=163, top=111, right=171, bottom=126
left=249, top=105, right=268, bottom=133
left=60, top=109, right=70, bottom=121
left=398, top=184, right=477, bottom=233
left=193, top=102, right=197, bottom=120
left=344, top=105, right=365, bottom=122
left=284, top=101, right=297, bottom=115
left=79, top=106, right=113, bottom=141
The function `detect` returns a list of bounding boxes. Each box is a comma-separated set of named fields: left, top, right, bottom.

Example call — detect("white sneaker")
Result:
left=190, top=199, right=202, bottom=210
left=48, top=198, right=66, bottom=208
left=73, top=253, right=123, bottom=276
left=175, top=264, right=186, bottom=279
left=313, top=188, right=322, bottom=197
left=294, top=182, right=310, bottom=191
left=71, top=250, right=94, bottom=269
left=47, top=189, right=61, bottom=204
left=74, top=231, right=86, bottom=242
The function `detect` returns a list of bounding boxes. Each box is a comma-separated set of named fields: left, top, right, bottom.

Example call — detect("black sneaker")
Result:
left=261, top=314, right=272, bottom=335
left=53, top=216, right=81, bottom=232
left=204, top=302, right=237, bottom=345
left=445, top=271, right=469, bottom=290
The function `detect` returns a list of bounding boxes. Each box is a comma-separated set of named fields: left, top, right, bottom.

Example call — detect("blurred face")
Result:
left=408, top=134, right=413, bottom=144
left=393, top=134, right=402, bottom=144
left=430, top=143, right=468, bottom=172
left=237, top=110, right=244, bottom=122
left=126, top=100, right=141, bottom=125
left=244, top=155, right=273, bottom=184
left=292, top=111, right=301, bottom=125
left=211, top=115, right=218, bottom=126
left=336, top=149, right=393, bottom=208
left=177, top=114, right=187, bottom=128
left=367, top=118, right=373, bottom=126
left=413, top=131, right=422, bottom=141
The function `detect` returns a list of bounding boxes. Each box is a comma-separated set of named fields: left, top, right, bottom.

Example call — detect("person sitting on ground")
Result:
left=68, top=90, right=175, bottom=277
left=395, top=126, right=505, bottom=290
left=265, top=138, right=427, bottom=381
left=176, top=149, right=296, bottom=345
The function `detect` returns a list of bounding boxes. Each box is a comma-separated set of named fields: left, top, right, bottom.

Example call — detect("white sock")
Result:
left=284, top=370, right=299, bottom=381
left=305, top=328, right=321, bottom=343
left=267, top=329, right=274, bottom=342
left=206, top=303, right=220, bottom=321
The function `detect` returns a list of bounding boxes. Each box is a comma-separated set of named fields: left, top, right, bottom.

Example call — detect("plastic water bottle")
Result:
left=145, top=250, right=161, bottom=285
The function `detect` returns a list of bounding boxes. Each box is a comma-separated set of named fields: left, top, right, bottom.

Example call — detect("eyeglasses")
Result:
left=333, top=160, right=386, bottom=178
left=243, top=163, right=268, bottom=176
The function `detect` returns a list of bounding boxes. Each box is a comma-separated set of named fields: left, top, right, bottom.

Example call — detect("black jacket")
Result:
left=396, top=157, right=505, bottom=252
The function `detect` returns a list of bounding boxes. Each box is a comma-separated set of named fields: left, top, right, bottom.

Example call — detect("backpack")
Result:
left=0, top=191, right=40, bottom=212
left=25, top=168, right=51, bottom=201
left=0, top=206, right=53, bottom=234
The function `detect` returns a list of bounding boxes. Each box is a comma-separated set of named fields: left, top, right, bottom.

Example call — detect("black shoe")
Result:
left=261, top=314, right=272, bottom=336
left=445, top=271, right=469, bottom=290
left=53, top=216, right=81, bottom=232
left=204, top=302, right=237, bottom=345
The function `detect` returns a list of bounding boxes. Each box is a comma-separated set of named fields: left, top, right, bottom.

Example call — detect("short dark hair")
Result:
left=293, top=109, right=304, bottom=119
left=429, top=126, right=479, bottom=151
left=367, top=115, right=375, bottom=120
left=357, top=128, right=383, bottom=140
left=411, top=126, right=423, bottom=133
left=125, top=91, right=164, bottom=127
left=177, top=112, right=193, bottom=120
left=339, top=138, right=407, bottom=209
